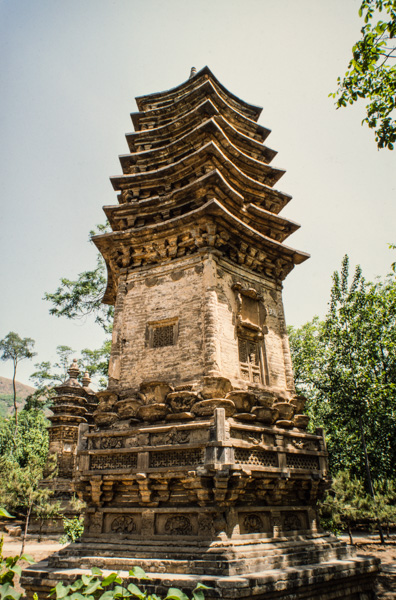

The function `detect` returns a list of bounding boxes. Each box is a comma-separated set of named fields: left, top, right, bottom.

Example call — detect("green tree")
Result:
left=288, top=257, right=396, bottom=483
left=80, top=338, right=111, bottom=389
left=28, top=345, right=76, bottom=410
left=0, top=455, right=60, bottom=554
left=0, top=332, right=36, bottom=428
left=319, top=471, right=372, bottom=544
left=331, top=0, right=396, bottom=149
left=0, top=408, right=49, bottom=468
left=44, top=224, right=113, bottom=332
left=30, top=341, right=111, bottom=396
left=372, top=478, right=396, bottom=537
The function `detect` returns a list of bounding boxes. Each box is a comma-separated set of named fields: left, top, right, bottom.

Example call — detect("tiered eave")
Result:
left=94, top=67, right=309, bottom=304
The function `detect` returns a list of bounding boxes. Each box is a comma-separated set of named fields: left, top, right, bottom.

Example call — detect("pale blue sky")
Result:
left=1, top=0, right=395, bottom=385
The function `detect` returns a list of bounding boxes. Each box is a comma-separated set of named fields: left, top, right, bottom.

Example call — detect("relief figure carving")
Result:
left=111, top=515, right=137, bottom=534
left=164, top=515, right=193, bottom=536
left=243, top=513, right=264, bottom=533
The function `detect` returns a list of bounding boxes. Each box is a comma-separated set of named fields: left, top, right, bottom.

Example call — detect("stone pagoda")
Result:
left=46, top=360, right=97, bottom=500
left=23, top=67, right=379, bottom=600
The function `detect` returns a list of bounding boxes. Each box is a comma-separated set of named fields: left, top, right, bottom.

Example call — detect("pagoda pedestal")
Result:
left=22, top=67, right=379, bottom=600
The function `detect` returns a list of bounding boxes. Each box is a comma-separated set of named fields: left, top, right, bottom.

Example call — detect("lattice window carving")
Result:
left=90, top=453, right=138, bottom=470
left=153, top=325, right=174, bottom=348
left=149, top=449, right=203, bottom=468
left=148, top=320, right=178, bottom=348
left=238, top=338, right=262, bottom=383
left=234, top=448, right=278, bottom=467
left=286, top=454, right=320, bottom=470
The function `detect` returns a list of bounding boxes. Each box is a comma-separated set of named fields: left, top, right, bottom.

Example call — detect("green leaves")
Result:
left=46, top=566, right=211, bottom=600
left=164, top=589, right=189, bottom=600
left=191, top=584, right=211, bottom=600
left=101, top=574, right=121, bottom=587
left=60, top=516, right=84, bottom=544
left=0, top=582, right=22, bottom=600
left=128, top=567, right=151, bottom=581
left=44, top=246, right=114, bottom=331
left=54, top=582, right=71, bottom=599
left=127, top=583, right=145, bottom=599
left=289, top=256, right=396, bottom=480
left=332, top=0, right=396, bottom=149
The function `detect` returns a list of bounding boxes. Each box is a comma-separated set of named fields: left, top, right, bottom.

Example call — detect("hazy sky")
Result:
left=1, top=0, right=395, bottom=385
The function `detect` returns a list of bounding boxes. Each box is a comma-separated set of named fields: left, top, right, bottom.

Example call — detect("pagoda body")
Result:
left=23, top=68, right=378, bottom=600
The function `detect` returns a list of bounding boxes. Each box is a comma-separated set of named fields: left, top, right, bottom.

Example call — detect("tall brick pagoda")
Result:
left=23, top=67, right=378, bottom=600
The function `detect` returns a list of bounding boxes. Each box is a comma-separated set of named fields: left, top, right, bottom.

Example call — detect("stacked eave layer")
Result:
left=94, top=68, right=309, bottom=304
left=135, top=66, right=263, bottom=121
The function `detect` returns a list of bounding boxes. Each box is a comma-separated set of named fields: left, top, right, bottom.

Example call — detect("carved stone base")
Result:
left=22, top=549, right=379, bottom=600
left=45, top=531, right=355, bottom=574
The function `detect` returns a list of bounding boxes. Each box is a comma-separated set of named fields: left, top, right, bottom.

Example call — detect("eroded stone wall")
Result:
left=107, top=251, right=294, bottom=394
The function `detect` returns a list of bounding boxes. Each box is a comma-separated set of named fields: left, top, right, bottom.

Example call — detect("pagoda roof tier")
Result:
left=127, top=112, right=275, bottom=164
left=111, top=141, right=290, bottom=210
left=119, top=119, right=279, bottom=182
left=126, top=99, right=269, bottom=154
left=136, top=66, right=262, bottom=122
left=51, top=402, right=88, bottom=418
left=131, top=78, right=268, bottom=137
left=49, top=413, right=87, bottom=425
left=127, top=114, right=278, bottom=164
left=104, top=169, right=299, bottom=242
left=93, top=199, right=309, bottom=304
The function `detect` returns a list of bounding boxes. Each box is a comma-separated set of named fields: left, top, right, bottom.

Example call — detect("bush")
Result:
left=60, top=516, right=84, bottom=544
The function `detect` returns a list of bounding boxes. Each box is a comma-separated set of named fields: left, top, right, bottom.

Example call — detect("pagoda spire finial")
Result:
left=68, top=358, right=80, bottom=381
left=82, top=371, right=91, bottom=387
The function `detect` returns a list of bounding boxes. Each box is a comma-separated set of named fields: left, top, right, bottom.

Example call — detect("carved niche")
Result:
left=232, top=282, right=268, bottom=385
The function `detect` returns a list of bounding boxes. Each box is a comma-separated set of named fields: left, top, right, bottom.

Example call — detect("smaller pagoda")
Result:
left=47, top=360, right=98, bottom=498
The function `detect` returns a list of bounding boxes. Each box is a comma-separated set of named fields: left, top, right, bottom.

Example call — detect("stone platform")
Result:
left=22, top=549, right=380, bottom=600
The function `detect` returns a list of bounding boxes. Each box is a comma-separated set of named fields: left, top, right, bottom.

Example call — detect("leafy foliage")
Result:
left=28, top=345, right=77, bottom=410
left=373, top=478, right=396, bottom=536
left=60, top=516, right=84, bottom=544
left=319, top=472, right=396, bottom=543
left=49, top=566, right=210, bottom=600
left=0, top=409, right=49, bottom=468
left=0, top=333, right=36, bottom=426
left=44, top=224, right=113, bottom=332
left=29, top=340, right=111, bottom=401
left=0, top=405, right=57, bottom=553
left=331, top=0, right=396, bottom=149
left=80, top=339, right=111, bottom=390
left=319, top=471, right=372, bottom=543
left=0, top=536, right=34, bottom=600
left=288, top=256, right=396, bottom=480
left=0, top=454, right=60, bottom=554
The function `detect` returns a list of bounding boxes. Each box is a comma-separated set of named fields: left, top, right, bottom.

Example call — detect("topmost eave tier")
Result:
left=135, top=66, right=262, bottom=123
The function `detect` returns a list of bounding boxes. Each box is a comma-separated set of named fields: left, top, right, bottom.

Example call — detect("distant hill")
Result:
left=0, top=376, right=35, bottom=418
